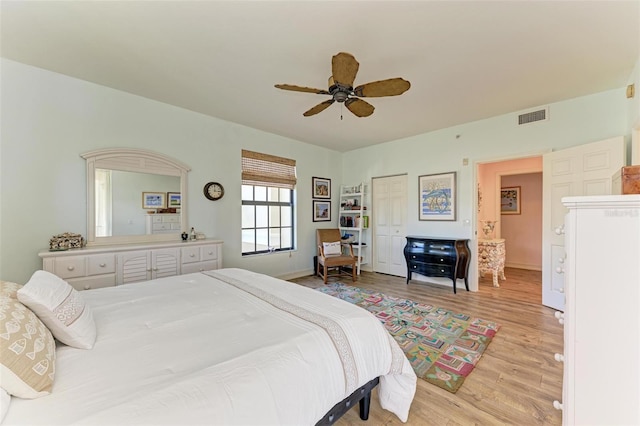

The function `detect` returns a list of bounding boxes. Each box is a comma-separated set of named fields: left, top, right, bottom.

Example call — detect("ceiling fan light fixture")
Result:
left=275, top=52, right=410, bottom=117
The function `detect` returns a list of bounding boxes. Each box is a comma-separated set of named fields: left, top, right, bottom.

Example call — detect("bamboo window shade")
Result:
left=241, top=150, right=297, bottom=189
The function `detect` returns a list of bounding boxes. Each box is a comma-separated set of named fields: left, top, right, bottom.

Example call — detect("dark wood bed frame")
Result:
left=315, top=377, right=380, bottom=425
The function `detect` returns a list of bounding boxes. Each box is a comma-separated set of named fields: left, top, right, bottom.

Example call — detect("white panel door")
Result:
left=373, top=175, right=407, bottom=276
left=542, top=136, right=624, bottom=310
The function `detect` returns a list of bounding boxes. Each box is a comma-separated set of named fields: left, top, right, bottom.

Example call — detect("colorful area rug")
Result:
left=316, top=283, right=500, bottom=393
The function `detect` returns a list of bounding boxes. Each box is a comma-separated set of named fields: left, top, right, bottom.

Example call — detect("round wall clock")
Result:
left=203, top=181, right=224, bottom=201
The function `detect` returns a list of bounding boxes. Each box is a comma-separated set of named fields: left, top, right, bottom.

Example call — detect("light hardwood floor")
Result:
left=289, top=267, right=564, bottom=425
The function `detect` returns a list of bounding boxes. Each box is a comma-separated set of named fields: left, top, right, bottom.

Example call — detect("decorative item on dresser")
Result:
left=477, top=238, right=506, bottom=287
left=555, top=195, right=639, bottom=425
left=403, top=236, right=470, bottom=294
left=39, top=239, right=223, bottom=291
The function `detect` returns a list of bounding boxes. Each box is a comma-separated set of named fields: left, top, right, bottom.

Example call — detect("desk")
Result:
left=478, top=238, right=506, bottom=287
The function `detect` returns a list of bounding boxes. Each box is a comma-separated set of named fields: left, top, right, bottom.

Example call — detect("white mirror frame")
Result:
left=81, top=148, right=190, bottom=246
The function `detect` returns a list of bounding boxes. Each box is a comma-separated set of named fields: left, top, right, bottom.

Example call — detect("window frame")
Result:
left=241, top=185, right=295, bottom=256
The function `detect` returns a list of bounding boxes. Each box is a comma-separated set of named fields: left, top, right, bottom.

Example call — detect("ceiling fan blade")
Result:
left=275, top=84, right=329, bottom=95
left=345, top=98, right=374, bottom=117
left=303, top=99, right=335, bottom=117
left=332, top=52, right=359, bottom=87
left=353, top=78, right=411, bottom=97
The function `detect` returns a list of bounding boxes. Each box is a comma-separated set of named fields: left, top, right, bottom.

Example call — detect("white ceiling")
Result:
left=2, top=1, right=639, bottom=152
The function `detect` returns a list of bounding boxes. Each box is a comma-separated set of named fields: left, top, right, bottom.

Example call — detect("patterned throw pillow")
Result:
left=0, top=280, right=56, bottom=399
left=323, top=241, right=343, bottom=256
left=17, top=271, right=96, bottom=350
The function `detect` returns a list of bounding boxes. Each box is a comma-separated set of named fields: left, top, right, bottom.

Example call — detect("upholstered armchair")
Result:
left=316, top=229, right=357, bottom=284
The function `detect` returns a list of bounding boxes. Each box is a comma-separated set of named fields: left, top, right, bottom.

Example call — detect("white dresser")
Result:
left=39, top=239, right=223, bottom=291
left=145, top=213, right=181, bottom=234
left=556, top=195, right=639, bottom=425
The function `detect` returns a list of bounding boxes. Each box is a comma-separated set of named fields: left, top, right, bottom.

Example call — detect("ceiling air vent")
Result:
left=518, top=107, right=548, bottom=125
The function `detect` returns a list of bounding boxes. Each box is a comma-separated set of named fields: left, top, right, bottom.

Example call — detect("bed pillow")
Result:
left=0, top=280, right=56, bottom=399
left=17, top=271, right=96, bottom=350
left=322, top=241, right=342, bottom=256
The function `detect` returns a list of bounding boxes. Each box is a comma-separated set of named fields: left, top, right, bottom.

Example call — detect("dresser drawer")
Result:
left=201, top=245, right=218, bottom=261
left=68, top=275, right=116, bottom=291
left=407, top=253, right=454, bottom=265
left=54, top=256, right=87, bottom=279
left=181, top=261, right=217, bottom=274
left=409, top=261, right=452, bottom=278
left=87, top=254, right=116, bottom=275
left=181, top=246, right=201, bottom=264
left=152, top=223, right=173, bottom=231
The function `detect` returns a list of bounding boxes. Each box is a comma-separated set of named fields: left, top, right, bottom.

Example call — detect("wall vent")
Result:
left=518, top=107, right=549, bottom=125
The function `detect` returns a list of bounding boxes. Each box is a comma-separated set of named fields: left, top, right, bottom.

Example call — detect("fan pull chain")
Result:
left=340, top=103, right=343, bottom=120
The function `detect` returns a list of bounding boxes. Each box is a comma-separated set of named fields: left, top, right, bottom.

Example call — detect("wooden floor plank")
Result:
left=289, top=267, right=563, bottom=425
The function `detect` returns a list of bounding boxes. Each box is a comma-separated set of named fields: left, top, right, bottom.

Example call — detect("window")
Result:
left=241, top=150, right=296, bottom=255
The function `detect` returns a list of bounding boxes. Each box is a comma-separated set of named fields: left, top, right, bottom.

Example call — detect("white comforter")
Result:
left=5, top=268, right=416, bottom=425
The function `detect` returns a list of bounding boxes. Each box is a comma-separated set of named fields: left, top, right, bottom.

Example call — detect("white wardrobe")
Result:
left=557, top=195, right=640, bottom=425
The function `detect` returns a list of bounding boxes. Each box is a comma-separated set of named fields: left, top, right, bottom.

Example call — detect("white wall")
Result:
left=0, top=59, right=342, bottom=284
left=342, top=88, right=629, bottom=290
left=1, top=58, right=635, bottom=286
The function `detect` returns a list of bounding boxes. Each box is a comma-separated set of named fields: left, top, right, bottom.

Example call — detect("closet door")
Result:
left=372, top=175, right=407, bottom=276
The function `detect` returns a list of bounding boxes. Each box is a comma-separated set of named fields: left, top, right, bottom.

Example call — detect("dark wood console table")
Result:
left=403, top=236, right=471, bottom=294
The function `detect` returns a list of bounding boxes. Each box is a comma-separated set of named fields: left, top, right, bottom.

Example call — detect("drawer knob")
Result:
left=554, top=311, right=565, bottom=320
left=554, top=225, right=565, bottom=235
left=411, top=255, right=416, bottom=259
left=67, top=265, right=75, bottom=271
left=99, top=263, right=106, bottom=267
left=413, top=265, right=417, bottom=269
left=207, top=251, right=213, bottom=255
left=553, top=400, right=563, bottom=411
left=554, top=353, right=564, bottom=363
left=440, top=258, right=444, bottom=262
left=555, top=267, right=564, bottom=274
left=84, top=285, right=90, bottom=290
left=189, top=253, right=196, bottom=257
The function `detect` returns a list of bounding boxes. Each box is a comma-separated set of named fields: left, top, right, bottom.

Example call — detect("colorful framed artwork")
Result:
left=312, top=200, right=331, bottom=222
left=418, top=172, right=456, bottom=221
left=501, top=186, right=521, bottom=215
left=167, top=192, right=181, bottom=208
left=312, top=177, right=331, bottom=199
left=142, top=192, right=166, bottom=209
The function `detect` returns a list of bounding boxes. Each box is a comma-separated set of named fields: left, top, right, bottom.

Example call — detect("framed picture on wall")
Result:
left=312, top=200, right=331, bottom=222
left=501, top=186, right=521, bottom=214
left=312, top=177, right=331, bottom=199
left=142, top=192, right=166, bottom=209
left=418, top=172, right=456, bottom=221
left=167, top=192, right=181, bottom=208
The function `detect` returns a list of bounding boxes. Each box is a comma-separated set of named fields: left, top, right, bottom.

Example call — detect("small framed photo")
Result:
left=142, top=192, right=166, bottom=209
left=501, top=186, right=521, bottom=215
left=167, top=192, right=181, bottom=208
left=419, top=172, right=456, bottom=221
left=313, top=200, right=331, bottom=222
left=312, top=177, right=331, bottom=199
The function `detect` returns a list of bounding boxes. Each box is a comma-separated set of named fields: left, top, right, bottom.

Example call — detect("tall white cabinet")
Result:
left=556, top=195, right=640, bottom=425
left=339, top=183, right=369, bottom=274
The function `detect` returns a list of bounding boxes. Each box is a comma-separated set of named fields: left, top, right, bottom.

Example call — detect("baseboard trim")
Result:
left=505, top=262, right=542, bottom=271
left=276, top=268, right=315, bottom=281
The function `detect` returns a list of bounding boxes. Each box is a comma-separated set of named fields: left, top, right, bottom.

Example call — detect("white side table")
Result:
left=478, top=238, right=506, bottom=287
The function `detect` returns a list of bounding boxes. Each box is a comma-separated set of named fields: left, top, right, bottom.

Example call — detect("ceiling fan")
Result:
left=275, top=52, right=411, bottom=118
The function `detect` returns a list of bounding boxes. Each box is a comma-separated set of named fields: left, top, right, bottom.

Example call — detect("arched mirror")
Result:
left=82, top=148, right=190, bottom=246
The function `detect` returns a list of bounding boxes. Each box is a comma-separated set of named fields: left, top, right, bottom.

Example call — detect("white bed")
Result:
left=4, top=268, right=416, bottom=425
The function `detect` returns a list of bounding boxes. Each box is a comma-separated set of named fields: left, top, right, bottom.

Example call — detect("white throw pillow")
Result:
left=18, top=271, right=96, bottom=350
left=0, top=280, right=56, bottom=399
left=322, top=241, right=342, bottom=256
